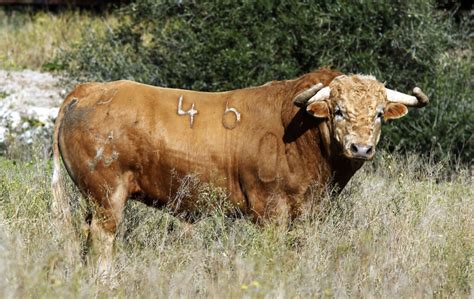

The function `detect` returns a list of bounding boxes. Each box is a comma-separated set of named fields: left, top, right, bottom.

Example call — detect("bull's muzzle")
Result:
left=349, top=143, right=374, bottom=160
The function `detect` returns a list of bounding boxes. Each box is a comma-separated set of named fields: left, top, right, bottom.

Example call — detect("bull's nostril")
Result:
left=350, top=143, right=373, bottom=157
left=366, top=146, right=373, bottom=155
left=350, top=144, right=358, bottom=153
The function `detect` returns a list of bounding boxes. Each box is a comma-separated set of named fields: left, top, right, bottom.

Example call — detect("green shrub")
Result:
left=62, top=0, right=472, bottom=163
left=383, top=50, right=472, bottom=162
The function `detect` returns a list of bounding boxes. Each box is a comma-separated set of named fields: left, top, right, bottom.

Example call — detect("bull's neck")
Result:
left=280, top=80, right=363, bottom=192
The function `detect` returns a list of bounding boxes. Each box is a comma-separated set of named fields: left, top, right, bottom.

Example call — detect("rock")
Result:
left=7, top=111, right=21, bottom=129
left=0, top=69, right=66, bottom=152
left=0, top=127, right=8, bottom=144
left=26, top=107, right=59, bottom=125
left=21, top=122, right=30, bottom=130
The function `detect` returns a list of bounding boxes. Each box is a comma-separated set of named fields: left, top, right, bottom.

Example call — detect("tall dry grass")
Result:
left=0, top=143, right=472, bottom=297
left=0, top=9, right=116, bottom=70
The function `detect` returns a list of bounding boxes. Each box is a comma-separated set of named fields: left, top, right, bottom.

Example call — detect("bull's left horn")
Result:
left=293, top=83, right=324, bottom=107
left=307, top=86, right=331, bottom=104
left=386, top=87, right=429, bottom=108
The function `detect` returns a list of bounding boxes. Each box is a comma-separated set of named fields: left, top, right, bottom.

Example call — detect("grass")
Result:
left=0, top=6, right=471, bottom=297
left=0, top=9, right=116, bottom=70
left=0, top=142, right=472, bottom=297
left=0, top=90, right=9, bottom=99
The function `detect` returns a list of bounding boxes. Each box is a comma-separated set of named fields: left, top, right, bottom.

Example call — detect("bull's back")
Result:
left=58, top=80, right=264, bottom=211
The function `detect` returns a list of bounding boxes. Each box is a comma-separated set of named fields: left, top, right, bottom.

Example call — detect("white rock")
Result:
left=0, top=69, right=67, bottom=151
left=0, top=126, right=8, bottom=144
left=7, top=111, right=21, bottom=129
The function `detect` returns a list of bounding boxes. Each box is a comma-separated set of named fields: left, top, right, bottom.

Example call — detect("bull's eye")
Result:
left=334, top=106, right=343, bottom=120
left=376, top=111, right=383, bottom=119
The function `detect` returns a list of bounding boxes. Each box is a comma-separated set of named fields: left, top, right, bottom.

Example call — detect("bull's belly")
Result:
left=129, top=149, right=247, bottom=217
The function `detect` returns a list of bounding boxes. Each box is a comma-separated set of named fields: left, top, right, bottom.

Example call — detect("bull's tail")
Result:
left=51, top=94, right=82, bottom=263
left=51, top=96, right=72, bottom=226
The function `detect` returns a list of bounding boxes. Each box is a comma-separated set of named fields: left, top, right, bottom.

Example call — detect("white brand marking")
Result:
left=177, top=95, right=198, bottom=128
left=222, top=102, right=241, bottom=129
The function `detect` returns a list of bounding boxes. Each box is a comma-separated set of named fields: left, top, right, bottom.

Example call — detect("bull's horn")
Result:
left=386, top=87, right=429, bottom=108
left=293, top=83, right=324, bottom=107
left=307, top=86, right=331, bottom=104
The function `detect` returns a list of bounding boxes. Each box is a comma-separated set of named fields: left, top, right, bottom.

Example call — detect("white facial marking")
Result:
left=177, top=95, right=198, bottom=128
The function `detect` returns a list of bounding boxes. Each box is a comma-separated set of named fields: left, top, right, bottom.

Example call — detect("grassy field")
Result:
left=0, top=9, right=115, bottom=70
left=0, top=143, right=472, bottom=298
left=0, top=5, right=472, bottom=298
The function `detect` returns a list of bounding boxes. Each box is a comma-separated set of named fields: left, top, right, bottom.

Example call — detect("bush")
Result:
left=62, top=0, right=472, bottom=163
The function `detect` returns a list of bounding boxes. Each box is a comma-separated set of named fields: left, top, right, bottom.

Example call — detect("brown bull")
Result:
left=51, top=68, right=428, bottom=274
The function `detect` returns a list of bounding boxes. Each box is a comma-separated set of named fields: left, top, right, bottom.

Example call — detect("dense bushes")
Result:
left=62, top=0, right=472, bottom=163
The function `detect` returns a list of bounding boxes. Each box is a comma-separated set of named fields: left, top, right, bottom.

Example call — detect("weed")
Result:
left=0, top=90, right=8, bottom=99
left=0, top=9, right=116, bottom=70
left=0, top=142, right=471, bottom=297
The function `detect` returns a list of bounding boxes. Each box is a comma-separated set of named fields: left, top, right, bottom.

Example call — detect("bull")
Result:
left=51, top=68, right=428, bottom=274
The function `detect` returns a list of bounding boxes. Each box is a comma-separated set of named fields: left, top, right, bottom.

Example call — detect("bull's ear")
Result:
left=384, top=103, right=408, bottom=120
left=306, top=101, right=329, bottom=118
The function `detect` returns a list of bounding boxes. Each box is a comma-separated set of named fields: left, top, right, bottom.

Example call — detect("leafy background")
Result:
left=62, top=0, right=473, bottom=164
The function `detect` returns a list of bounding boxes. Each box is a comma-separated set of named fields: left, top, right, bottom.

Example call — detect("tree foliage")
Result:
left=62, top=0, right=472, bottom=163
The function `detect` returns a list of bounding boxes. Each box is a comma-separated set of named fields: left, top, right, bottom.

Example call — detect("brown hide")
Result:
left=57, top=68, right=357, bottom=223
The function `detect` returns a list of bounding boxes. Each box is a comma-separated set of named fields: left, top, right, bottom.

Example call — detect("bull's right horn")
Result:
left=293, top=83, right=324, bottom=107
left=386, top=87, right=429, bottom=108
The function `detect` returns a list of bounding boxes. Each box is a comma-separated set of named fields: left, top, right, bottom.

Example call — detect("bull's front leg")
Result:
left=243, top=183, right=292, bottom=225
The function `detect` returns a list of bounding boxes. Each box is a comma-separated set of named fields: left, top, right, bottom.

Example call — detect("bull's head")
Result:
left=293, top=75, right=428, bottom=160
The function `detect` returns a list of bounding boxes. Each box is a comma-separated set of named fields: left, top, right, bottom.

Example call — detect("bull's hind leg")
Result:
left=88, top=176, right=129, bottom=280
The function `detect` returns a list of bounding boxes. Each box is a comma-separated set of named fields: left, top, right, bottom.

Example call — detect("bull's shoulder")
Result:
left=294, top=68, right=344, bottom=90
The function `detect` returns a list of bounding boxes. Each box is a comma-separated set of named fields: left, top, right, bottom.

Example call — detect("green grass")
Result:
left=0, top=90, right=9, bottom=99
left=0, top=144, right=472, bottom=297
left=0, top=9, right=116, bottom=70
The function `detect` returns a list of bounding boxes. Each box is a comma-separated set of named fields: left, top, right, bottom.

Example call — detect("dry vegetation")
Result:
left=0, top=143, right=472, bottom=297
left=0, top=4, right=472, bottom=298
left=0, top=9, right=116, bottom=70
